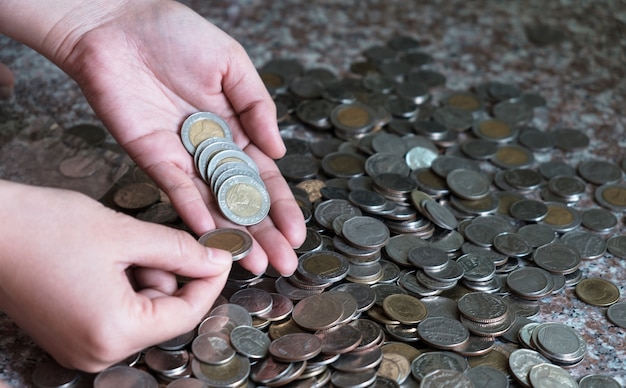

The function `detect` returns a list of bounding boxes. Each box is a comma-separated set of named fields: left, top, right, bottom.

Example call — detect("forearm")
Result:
left=0, top=0, right=133, bottom=64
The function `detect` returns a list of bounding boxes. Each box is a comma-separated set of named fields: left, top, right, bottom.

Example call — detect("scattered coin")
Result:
left=197, top=228, right=253, bottom=261
left=576, top=278, right=620, bottom=307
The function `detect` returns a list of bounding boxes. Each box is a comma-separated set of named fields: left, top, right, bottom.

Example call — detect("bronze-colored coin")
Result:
left=292, top=293, right=343, bottom=331
left=314, top=324, right=362, bottom=355
left=330, top=102, right=376, bottom=134
left=491, top=144, right=534, bottom=169
left=382, top=294, right=428, bottom=325
left=539, top=202, right=581, bottom=232
left=296, top=179, right=325, bottom=203
left=376, top=352, right=411, bottom=384
left=575, top=278, right=620, bottom=307
left=595, top=184, right=626, bottom=212
left=58, top=153, right=100, bottom=178
left=198, top=228, right=253, bottom=261
left=297, top=250, right=349, bottom=284
left=473, top=119, right=517, bottom=143
left=269, top=333, right=323, bottom=362
left=112, top=182, right=160, bottom=210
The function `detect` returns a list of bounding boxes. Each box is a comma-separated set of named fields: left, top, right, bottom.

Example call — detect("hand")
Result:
left=52, top=1, right=305, bottom=275
left=0, top=181, right=232, bottom=372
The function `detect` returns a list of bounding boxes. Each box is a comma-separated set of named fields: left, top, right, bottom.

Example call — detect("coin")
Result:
left=446, top=168, right=490, bottom=200
left=144, top=347, right=189, bottom=376
left=508, top=349, right=550, bottom=387
left=465, top=365, right=508, bottom=388
left=606, top=302, right=626, bottom=329
left=576, top=278, right=620, bottom=307
left=529, top=363, right=578, bottom=388
left=198, top=228, right=253, bottom=261
left=472, top=118, right=518, bottom=143
left=506, top=267, right=554, bottom=300
left=578, top=374, right=623, bottom=388
left=532, top=322, right=587, bottom=365
left=410, top=351, right=469, bottom=382
left=181, top=112, right=232, bottom=154
left=382, top=294, right=428, bottom=325
left=94, top=365, right=158, bottom=388
left=420, top=369, right=473, bottom=388
left=457, top=292, right=509, bottom=324
left=217, top=175, right=270, bottom=226
left=607, top=235, right=626, bottom=258
left=31, top=361, right=80, bottom=388
left=533, top=242, right=582, bottom=275
left=191, top=355, right=250, bottom=387
left=269, top=333, right=323, bottom=362
left=292, top=293, right=343, bottom=331
left=595, top=183, right=626, bottom=212
left=113, top=182, right=161, bottom=210
left=417, top=316, right=469, bottom=350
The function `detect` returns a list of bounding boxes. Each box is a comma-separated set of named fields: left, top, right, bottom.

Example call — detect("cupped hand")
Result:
left=0, top=181, right=232, bottom=372
left=54, top=0, right=305, bottom=275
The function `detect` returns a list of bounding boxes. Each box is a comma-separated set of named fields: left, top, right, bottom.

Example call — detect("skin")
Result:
left=0, top=0, right=305, bottom=373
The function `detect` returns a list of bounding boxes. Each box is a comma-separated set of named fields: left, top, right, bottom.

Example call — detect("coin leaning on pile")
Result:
left=180, top=111, right=270, bottom=226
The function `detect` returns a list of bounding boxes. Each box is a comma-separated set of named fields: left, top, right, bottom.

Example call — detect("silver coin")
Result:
left=493, top=232, right=532, bottom=258
left=506, top=267, right=554, bottom=300
left=413, top=120, right=449, bottom=141
left=446, top=168, right=490, bottom=200
left=463, top=222, right=499, bottom=247
left=508, top=349, right=550, bottom=387
left=547, top=175, right=586, bottom=201
left=410, top=351, right=469, bottom=382
left=465, top=365, right=508, bottom=388
left=460, top=138, right=498, bottom=160
left=606, top=302, right=626, bottom=329
left=518, top=126, right=554, bottom=152
left=399, top=270, right=442, bottom=297
left=423, top=259, right=464, bottom=283
left=457, top=253, right=496, bottom=283
left=532, top=322, right=586, bottom=364
left=330, top=369, right=378, bottom=388
left=420, top=200, right=458, bottom=230
left=192, top=333, right=236, bottom=365
left=560, top=230, right=607, bottom=260
left=431, top=155, right=481, bottom=178
left=211, top=162, right=261, bottom=192
left=578, top=160, right=623, bottom=185
left=195, top=138, right=239, bottom=181
left=533, top=242, right=582, bottom=275
left=94, top=365, right=158, bottom=388
left=314, top=199, right=362, bottom=230
left=209, top=303, right=253, bottom=328
left=417, top=316, right=469, bottom=350
left=607, top=235, right=626, bottom=258
left=31, top=361, right=80, bottom=388
left=539, top=160, right=576, bottom=179
left=191, top=355, right=250, bottom=387
left=144, top=347, right=189, bottom=375
left=493, top=100, right=533, bottom=124
left=420, top=369, right=473, bottom=388
left=296, top=99, right=333, bottom=129
left=552, top=128, right=590, bottom=151
left=229, top=325, right=270, bottom=359
left=407, top=245, right=449, bottom=271
left=416, top=270, right=458, bottom=291
left=517, top=223, right=557, bottom=248
left=158, top=330, right=196, bottom=351
left=578, top=374, right=623, bottom=388
left=433, top=106, right=473, bottom=131
left=229, top=287, right=273, bottom=316
left=581, top=207, right=618, bottom=233
left=365, top=152, right=411, bottom=177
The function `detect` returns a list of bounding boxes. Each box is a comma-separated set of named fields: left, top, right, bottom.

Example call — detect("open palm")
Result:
left=59, top=1, right=305, bottom=275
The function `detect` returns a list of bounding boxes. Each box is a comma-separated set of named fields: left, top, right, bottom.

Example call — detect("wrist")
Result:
left=0, top=0, right=133, bottom=64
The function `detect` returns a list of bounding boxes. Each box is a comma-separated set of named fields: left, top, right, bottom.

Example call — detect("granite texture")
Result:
left=1, top=0, right=625, bottom=386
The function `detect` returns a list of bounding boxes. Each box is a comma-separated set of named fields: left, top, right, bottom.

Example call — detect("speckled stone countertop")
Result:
left=1, top=0, right=625, bottom=386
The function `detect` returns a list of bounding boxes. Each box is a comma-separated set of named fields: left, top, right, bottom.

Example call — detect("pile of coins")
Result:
left=180, top=111, right=270, bottom=226
left=37, top=34, right=626, bottom=388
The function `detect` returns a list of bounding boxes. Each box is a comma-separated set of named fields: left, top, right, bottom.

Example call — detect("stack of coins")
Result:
left=180, top=112, right=270, bottom=226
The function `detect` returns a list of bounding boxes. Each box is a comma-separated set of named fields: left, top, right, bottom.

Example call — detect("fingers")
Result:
left=221, top=44, right=285, bottom=160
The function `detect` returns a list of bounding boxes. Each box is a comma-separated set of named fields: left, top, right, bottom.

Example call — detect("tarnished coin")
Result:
left=322, top=151, right=366, bottom=178
left=292, top=293, right=343, bottom=331
left=113, top=182, right=160, bottom=210
left=491, top=144, right=534, bottom=169
left=297, top=250, right=349, bottom=284
left=191, top=355, right=250, bottom=387
left=269, top=333, right=323, bottom=362
left=315, top=324, right=363, bottom=356
left=198, top=228, right=253, bottom=261
left=382, top=294, right=428, bottom=325
left=58, top=153, right=100, bottom=178
left=578, top=160, right=623, bottom=185
left=166, top=378, right=209, bottom=388
left=575, top=278, right=620, bottom=307
left=217, top=175, right=270, bottom=226
left=417, top=316, right=469, bottom=350
left=181, top=111, right=232, bottom=154
left=606, top=302, right=626, bottom=329
left=314, top=199, right=362, bottom=230
left=330, top=102, right=377, bottom=134
left=472, top=118, right=518, bottom=143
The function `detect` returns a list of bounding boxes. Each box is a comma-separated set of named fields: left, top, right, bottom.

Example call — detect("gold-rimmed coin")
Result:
left=198, top=228, right=253, bottom=261
left=575, top=278, right=621, bottom=307
left=382, top=294, right=428, bottom=325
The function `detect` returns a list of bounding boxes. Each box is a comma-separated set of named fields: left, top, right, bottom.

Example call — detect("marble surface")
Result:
left=1, top=0, right=625, bottom=386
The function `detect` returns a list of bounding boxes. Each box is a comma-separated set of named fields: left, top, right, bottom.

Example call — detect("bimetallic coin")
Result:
left=540, top=202, right=581, bottom=232
left=575, top=278, right=620, bottom=307
left=330, top=102, right=377, bottom=134
left=217, top=175, right=270, bottom=226
left=595, top=183, right=626, bottom=212
left=491, top=144, right=534, bottom=169
left=472, top=118, right=518, bottom=143
left=297, top=250, right=349, bottom=284
left=198, top=228, right=253, bottom=261
left=181, top=112, right=232, bottom=154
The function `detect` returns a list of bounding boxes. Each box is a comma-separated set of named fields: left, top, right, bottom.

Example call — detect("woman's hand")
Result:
left=0, top=181, right=232, bottom=372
